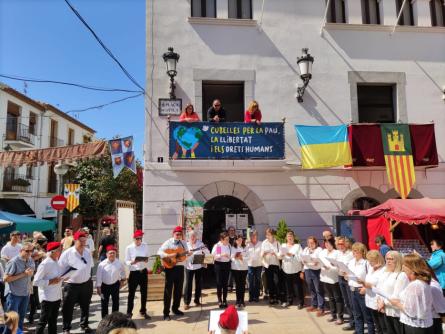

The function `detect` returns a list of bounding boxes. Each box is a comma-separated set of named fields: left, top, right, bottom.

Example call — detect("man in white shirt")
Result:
left=1, top=230, right=22, bottom=262
left=59, top=230, right=93, bottom=334
left=82, top=227, right=95, bottom=253
left=246, top=230, right=262, bottom=303
left=158, top=226, right=190, bottom=321
left=33, top=241, right=63, bottom=334
left=125, top=230, right=150, bottom=320
left=96, top=245, right=126, bottom=319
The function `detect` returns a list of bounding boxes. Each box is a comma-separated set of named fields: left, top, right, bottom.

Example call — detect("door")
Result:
left=202, top=81, right=244, bottom=122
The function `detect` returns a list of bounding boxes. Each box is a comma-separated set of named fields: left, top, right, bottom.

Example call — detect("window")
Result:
left=357, top=85, right=395, bottom=123
left=326, top=0, right=346, bottom=23
left=50, top=119, right=58, bottom=147
left=202, top=81, right=244, bottom=122
left=228, top=0, right=252, bottom=19
left=26, top=166, right=34, bottom=179
left=47, top=163, right=57, bottom=193
left=68, top=128, right=75, bottom=145
left=29, top=112, right=37, bottom=135
left=395, top=0, right=414, bottom=26
left=6, top=101, right=20, bottom=140
left=430, top=0, right=445, bottom=26
left=191, top=0, right=216, bottom=18
left=361, top=0, right=380, bottom=24
left=83, top=135, right=91, bottom=143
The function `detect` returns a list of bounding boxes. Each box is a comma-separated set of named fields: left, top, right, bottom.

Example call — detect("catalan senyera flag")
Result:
left=64, top=183, right=80, bottom=212
left=381, top=124, right=416, bottom=199
left=295, top=125, right=352, bottom=169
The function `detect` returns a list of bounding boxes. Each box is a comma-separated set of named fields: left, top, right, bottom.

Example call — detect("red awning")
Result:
left=349, top=198, right=445, bottom=225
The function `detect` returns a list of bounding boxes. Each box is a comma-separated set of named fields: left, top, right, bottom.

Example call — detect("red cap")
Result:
left=218, top=305, right=239, bottom=330
left=133, top=230, right=144, bottom=238
left=106, top=245, right=117, bottom=252
left=173, top=226, right=183, bottom=234
left=73, top=231, right=87, bottom=240
left=46, top=241, right=61, bottom=252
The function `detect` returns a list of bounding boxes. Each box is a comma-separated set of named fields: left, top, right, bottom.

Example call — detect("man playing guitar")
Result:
left=157, top=226, right=191, bottom=321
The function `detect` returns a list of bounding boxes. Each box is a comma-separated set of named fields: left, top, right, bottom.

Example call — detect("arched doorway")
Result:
left=352, top=197, right=380, bottom=210
left=202, top=195, right=253, bottom=288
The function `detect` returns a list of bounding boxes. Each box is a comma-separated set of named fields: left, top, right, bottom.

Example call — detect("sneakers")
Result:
left=281, top=302, right=289, bottom=308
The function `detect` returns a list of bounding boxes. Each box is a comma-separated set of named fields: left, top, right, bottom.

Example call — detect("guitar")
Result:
left=162, top=246, right=206, bottom=269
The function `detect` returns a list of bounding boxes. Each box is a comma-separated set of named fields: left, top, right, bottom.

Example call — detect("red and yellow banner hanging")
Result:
left=381, top=124, right=416, bottom=199
left=64, top=183, right=80, bottom=212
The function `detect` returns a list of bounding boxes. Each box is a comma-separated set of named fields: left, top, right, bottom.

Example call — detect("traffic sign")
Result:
left=51, top=195, right=67, bottom=211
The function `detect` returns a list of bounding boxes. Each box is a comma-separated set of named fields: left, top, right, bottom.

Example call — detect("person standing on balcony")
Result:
left=207, top=99, right=226, bottom=123
left=244, top=100, right=262, bottom=125
left=172, top=103, right=201, bottom=159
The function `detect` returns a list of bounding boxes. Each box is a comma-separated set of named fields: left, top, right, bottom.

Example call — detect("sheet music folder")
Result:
left=192, top=254, right=205, bottom=265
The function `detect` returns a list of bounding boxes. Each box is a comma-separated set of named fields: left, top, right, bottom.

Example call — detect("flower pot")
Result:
left=147, top=273, right=165, bottom=301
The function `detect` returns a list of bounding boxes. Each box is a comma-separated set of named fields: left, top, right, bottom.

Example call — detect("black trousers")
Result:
left=384, top=315, right=403, bottom=334
left=323, top=282, right=344, bottom=319
left=0, top=282, right=5, bottom=307
left=370, top=308, right=387, bottom=334
left=62, top=280, right=93, bottom=331
left=432, top=318, right=443, bottom=334
left=184, top=268, right=202, bottom=306
left=127, top=269, right=148, bottom=315
left=29, top=286, right=40, bottom=320
left=232, top=270, right=247, bottom=304
left=35, top=300, right=61, bottom=334
left=101, top=281, right=120, bottom=318
left=403, top=324, right=433, bottom=334
left=283, top=272, right=304, bottom=306
left=214, top=261, right=231, bottom=303
left=265, top=265, right=280, bottom=300
left=163, top=266, right=184, bottom=316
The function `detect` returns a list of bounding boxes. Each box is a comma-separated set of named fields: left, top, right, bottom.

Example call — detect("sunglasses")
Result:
left=135, top=237, right=142, bottom=240
left=24, top=249, right=34, bottom=253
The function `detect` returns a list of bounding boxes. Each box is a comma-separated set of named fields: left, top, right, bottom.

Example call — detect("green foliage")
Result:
left=13, top=178, right=31, bottom=186
left=152, top=256, right=163, bottom=274
left=275, top=218, right=300, bottom=244
left=65, top=152, right=142, bottom=220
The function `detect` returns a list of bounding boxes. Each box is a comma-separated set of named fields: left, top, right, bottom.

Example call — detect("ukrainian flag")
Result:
left=295, top=125, right=352, bottom=169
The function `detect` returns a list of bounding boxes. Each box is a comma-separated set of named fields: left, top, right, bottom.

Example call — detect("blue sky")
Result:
left=0, top=0, right=145, bottom=159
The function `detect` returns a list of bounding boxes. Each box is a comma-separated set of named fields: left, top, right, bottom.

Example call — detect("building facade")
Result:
left=0, top=84, right=95, bottom=219
left=144, top=0, right=445, bottom=254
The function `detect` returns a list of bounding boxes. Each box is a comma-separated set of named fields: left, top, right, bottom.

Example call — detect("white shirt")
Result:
left=185, top=240, right=209, bottom=271
left=86, top=236, right=95, bottom=252
left=430, top=279, right=445, bottom=318
left=348, top=258, right=370, bottom=288
left=301, top=247, right=322, bottom=270
left=211, top=242, right=232, bottom=263
left=1, top=242, right=22, bottom=261
left=364, top=266, right=385, bottom=310
left=280, top=243, right=303, bottom=274
left=376, top=269, right=409, bottom=317
left=246, top=241, right=262, bottom=267
left=337, top=250, right=353, bottom=267
left=231, top=246, right=249, bottom=271
left=261, top=239, right=280, bottom=268
left=59, top=246, right=93, bottom=284
left=399, top=280, right=433, bottom=328
left=158, top=238, right=189, bottom=266
left=96, top=258, right=126, bottom=287
left=125, top=242, right=150, bottom=271
left=33, top=256, right=62, bottom=302
left=320, top=249, right=340, bottom=284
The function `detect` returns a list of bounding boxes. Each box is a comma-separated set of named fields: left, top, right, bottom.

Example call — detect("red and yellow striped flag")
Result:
left=381, top=124, right=416, bottom=199
left=64, top=183, right=80, bottom=212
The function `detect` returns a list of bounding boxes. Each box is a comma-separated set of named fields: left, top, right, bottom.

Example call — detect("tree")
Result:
left=275, top=219, right=300, bottom=244
left=65, top=153, right=142, bottom=220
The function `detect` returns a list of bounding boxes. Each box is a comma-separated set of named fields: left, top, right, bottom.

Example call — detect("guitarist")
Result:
left=158, top=226, right=190, bottom=321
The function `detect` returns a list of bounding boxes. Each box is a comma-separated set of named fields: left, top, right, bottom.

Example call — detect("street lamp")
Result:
left=54, top=163, right=70, bottom=239
left=296, top=48, right=314, bottom=103
left=162, top=47, right=180, bottom=99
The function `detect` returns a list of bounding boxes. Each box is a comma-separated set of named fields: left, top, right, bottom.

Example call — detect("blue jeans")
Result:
left=351, top=290, right=375, bottom=334
left=339, top=277, right=354, bottom=324
left=248, top=266, right=262, bottom=301
left=304, top=269, right=324, bottom=309
left=6, top=293, right=29, bottom=330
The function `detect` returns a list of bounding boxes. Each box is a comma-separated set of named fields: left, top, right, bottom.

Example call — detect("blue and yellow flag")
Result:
left=295, top=125, right=352, bottom=169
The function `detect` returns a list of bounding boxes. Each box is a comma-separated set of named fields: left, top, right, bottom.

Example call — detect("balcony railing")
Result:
left=49, top=136, right=65, bottom=147
left=2, top=173, right=32, bottom=193
left=5, top=122, right=36, bottom=145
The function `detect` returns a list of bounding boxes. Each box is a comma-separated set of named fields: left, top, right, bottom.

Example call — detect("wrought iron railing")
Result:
left=2, top=173, right=32, bottom=193
left=5, top=122, right=36, bottom=145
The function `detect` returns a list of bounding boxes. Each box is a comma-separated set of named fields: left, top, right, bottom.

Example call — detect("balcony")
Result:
left=2, top=173, right=32, bottom=193
left=4, top=123, right=36, bottom=148
left=49, top=136, right=65, bottom=147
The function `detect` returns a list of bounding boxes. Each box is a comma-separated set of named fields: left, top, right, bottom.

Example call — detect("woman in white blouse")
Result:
left=231, top=234, right=249, bottom=308
left=279, top=230, right=304, bottom=308
left=336, top=236, right=355, bottom=331
left=261, top=228, right=281, bottom=305
left=301, top=236, right=324, bottom=316
left=246, top=230, right=262, bottom=303
left=376, top=251, right=409, bottom=334
left=389, top=254, right=434, bottom=334
left=320, top=237, right=344, bottom=324
left=212, top=232, right=232, bottom=308
left=359, top=250, right=386, bottom=334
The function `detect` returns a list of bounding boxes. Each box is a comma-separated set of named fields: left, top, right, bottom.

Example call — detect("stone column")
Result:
left=346, top=0, right=363, bottom=24
left=381, top=0, right=398, bottom=25
left=412, top=0, right=432, bottom=26
left=217, top=0, right=228, bottom=19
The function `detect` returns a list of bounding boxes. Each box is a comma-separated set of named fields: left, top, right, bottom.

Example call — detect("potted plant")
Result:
left=11, top=178, right=31, bottom=192
left=147, top=256, right=165, bottom=301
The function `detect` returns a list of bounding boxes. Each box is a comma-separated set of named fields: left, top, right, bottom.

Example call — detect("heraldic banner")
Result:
left=64, top=183, right=80, bottom=212
left=381, top=124, right=416, bottom=199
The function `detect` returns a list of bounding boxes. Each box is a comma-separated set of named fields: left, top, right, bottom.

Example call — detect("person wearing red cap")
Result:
left=33, top=242, right=62, bottom=334
left=59, top=230, right=94, bottom=333
left=208, top=304, right=247, bottom=334
left=157, top=226, right=190, bottom=321
left=124, top=230, right=150, bottom=320
left=96, top=245, right=126, bottom=319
